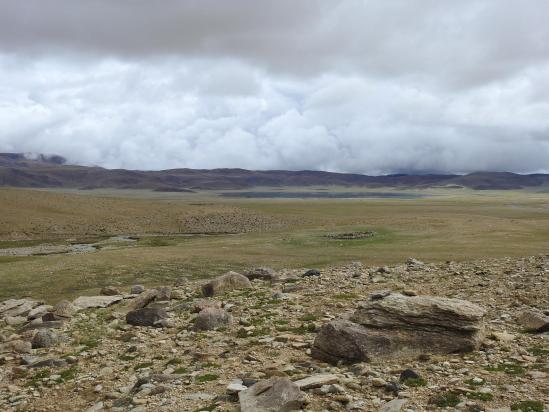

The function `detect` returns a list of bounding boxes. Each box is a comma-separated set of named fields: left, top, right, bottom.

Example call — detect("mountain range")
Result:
left=1, top=153, right=548, bottom=191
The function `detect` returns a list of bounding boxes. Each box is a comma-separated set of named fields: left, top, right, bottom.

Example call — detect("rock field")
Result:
left=0, top=255, right=548, bottom=412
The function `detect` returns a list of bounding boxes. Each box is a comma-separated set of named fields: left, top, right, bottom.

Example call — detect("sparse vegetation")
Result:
left=195, top=373, right=219, bottom=383
left=430, top=391, right=461, bottom=408
left=511, top=401, right=544, bottom=412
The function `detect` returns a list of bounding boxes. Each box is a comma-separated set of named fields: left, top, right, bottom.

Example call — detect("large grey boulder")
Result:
left=193, top=308, right=232, bottom=331
left=238, top=377, right=305, bottom=412
left=126, top=308, right=168, bottom=327
left=312, top=293, right=486, bottom=364
left=201, top=272, right=252, bottom=297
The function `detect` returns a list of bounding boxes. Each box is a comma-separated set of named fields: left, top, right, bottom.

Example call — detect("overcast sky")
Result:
left=1, top=0, right=549, bottom=174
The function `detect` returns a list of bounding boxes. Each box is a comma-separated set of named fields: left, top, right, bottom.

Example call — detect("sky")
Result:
left=1, top=1, right=549, bottom=174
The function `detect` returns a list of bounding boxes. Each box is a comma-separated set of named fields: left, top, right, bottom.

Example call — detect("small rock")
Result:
left=100, top=286, right=121, bottom=296
left=238, top=377, right=305, bottom=412
left=518, top=309, right=549, bottom=332
left=399, top=369, right=420, bottom=381
left=201, top=272, right=252, bottom=297
left=294, top=373, right=339, bottom=390
left=193, top=308, right=232, bottom=331
left=126, top=308, right=168, bottom=327
left=156, top=286, right=171, bottom=301
left=130, top=285, right=145, bottom=294
left=302, top=269, right=321, bottom=277
left=380, top=398, right=408, bottom=412
left=31, top=330, right=59, bottom=349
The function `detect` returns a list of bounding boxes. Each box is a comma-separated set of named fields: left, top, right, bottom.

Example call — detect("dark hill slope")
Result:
left=1, top=153, right=548, bottom=191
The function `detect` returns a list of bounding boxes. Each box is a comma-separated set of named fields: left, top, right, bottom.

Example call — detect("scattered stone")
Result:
left=130, top=285, right=145, bottom=294
left=31, top=330, right=59, bottom=349
left=193, top=308, right=232, bottom=331
left=126, top=308, right=168, bottom=327
left=19, top=320, right=64, bottom=332
left=156, top=286, right=172, bottom=301
left=239, top=377, right=305, bottom=412
left=369, top=290, right=392, bottom=300
left=27, top=305, right=53, bottom=320
left=399, top=369, right=420, bottom=381
left=7, top=340, right=32, bottom=354
left=100, top=286, right=121, bottom=296
left=302, top=269, right=321, bottom=277
left=517, top=309, right=549, bottom=332
left=201, top=271, right=252, bottom=297
left=130, top=289, right=158, bottom=309
left=294, top=373, right=339, bottom=390
left=4, top=316, right=26, bottom=326
left=30, top=358, right=68, bottom=368
left=380, top=398, right=408, bottom=412
left=192, top=299, right=223, bottom=313
left=53, top=300, right=77, bottom=318
left=227, top=379, right=247, bottom=394
left=244, top=267, right=280, bottom=282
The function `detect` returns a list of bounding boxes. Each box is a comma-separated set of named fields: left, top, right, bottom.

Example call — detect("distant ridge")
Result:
left=1, top=153, right=548, bottom=191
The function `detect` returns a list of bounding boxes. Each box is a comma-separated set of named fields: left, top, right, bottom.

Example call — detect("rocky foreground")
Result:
left=0, top=256, right=548, bottom=412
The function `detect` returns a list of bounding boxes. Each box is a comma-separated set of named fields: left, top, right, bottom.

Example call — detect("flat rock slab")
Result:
left=73, top=295, right=123, bottom=310
left=239, top=377, right=304, bottom=412
left=294, top=374, right=339, bottom=390
left=351, top=293, right=486, bottom=332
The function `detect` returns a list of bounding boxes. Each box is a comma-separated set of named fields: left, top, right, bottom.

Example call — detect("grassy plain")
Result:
left=1, top=187, right=549, bottom=301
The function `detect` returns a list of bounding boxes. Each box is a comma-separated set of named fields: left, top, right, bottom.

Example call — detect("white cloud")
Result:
left=1, top=1, right=549, bottom=174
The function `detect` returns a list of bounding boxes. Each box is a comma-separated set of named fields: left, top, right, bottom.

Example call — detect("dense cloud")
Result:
left=1, top=1, right=549, bottom=173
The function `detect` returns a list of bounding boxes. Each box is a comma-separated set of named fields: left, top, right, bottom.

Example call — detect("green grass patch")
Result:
left=26, top=369, right=51, bottom=387
left=429, top=391, right=461, bottom=408
left=485, top=363, right=526, bottom=375
left=299, top=313, right=318, bottom=322
left=333, top=293, right=358, bottom=300
left=173, top=367, right=188, bottom=374
left=511, top=401, right=544, bottom=412
left=195, top=373, right=219, bottom=383
left=403, top=377, right=427, bottom=387
left=165, top=358, right=182, bottom=366
left=528, top=346, right=549, bottom=357
left=134, top=362, right=153, bottom=370
left=467, top=392, right=493, bottom=401
left=57, top=367, right=78, bottom=383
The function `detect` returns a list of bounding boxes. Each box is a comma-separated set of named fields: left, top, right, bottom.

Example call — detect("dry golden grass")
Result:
left=1, top=187, right=549, bottom=301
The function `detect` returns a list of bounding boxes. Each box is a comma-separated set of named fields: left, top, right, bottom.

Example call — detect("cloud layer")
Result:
left=1, top=0, right=549, bottom=173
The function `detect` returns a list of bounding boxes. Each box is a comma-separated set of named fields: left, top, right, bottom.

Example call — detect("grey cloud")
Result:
left=2, top=1, right=549, bottom=86
left=1, top=2, right=549, bottom=174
